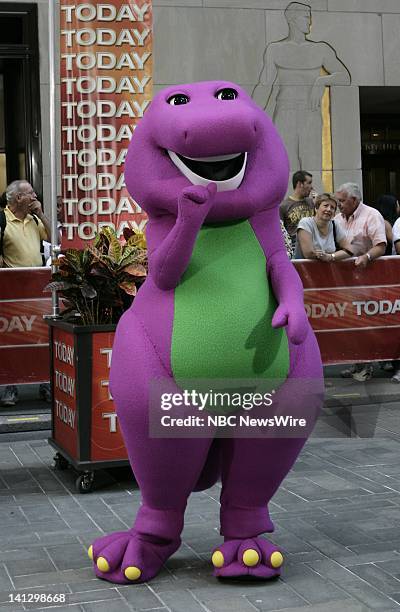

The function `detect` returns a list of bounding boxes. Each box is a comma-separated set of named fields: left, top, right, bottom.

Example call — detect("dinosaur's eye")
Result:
left=216, top=88, right=238, bottom=101
left=168, top=94, right=190, bottom=106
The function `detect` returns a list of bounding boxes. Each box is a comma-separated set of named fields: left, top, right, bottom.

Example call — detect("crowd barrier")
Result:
left=0, top=267, right=51, bottom=385
left=1, top=257, right=400, bottom=385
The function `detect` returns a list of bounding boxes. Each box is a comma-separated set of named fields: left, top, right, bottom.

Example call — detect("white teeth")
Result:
left=183, top=153, right=242, bottom=162
left=167, top=150, right=247, bottom=192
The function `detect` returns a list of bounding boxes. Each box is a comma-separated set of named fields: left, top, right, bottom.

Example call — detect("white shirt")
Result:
left=393, top=218, right=400, bottom=244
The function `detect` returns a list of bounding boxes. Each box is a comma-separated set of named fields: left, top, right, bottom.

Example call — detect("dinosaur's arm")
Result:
left=148, top=184, right=216, bottom=291
left=250, top=208, right=308, bottom=345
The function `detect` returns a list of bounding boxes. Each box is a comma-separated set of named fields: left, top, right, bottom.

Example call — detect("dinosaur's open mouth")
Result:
left=167, top=151, right=247, bottom=192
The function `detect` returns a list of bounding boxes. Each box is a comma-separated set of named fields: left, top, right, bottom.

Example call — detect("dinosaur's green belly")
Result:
left=171, top=220, right=290, bottom=397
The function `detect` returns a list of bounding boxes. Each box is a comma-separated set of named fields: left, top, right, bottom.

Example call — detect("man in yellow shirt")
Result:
left=1, top=180, right=50, bottom=268
left=1, top=180, right=51, bottom=405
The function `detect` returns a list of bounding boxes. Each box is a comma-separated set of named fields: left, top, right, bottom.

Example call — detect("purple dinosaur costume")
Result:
left=88, top=81, right=323, bottom=584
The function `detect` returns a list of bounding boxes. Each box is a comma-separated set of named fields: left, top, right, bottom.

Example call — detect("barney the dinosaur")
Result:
left=88, top=80, right=323, bottom=584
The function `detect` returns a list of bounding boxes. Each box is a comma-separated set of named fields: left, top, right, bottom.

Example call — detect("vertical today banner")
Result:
left=60, top=1, right=152, bottom=248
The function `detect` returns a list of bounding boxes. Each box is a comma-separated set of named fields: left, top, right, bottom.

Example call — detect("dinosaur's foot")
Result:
left=88, top=529, right=180, bottom=584
left=211, top=537, right=283, bottom=579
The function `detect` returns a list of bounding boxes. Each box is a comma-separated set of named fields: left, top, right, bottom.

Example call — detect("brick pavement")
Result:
left=0, top=394, right=400, bottom=610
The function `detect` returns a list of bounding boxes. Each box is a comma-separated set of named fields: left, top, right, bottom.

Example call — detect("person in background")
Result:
left=280, top=219, right=294, bottom=259
left=393, top=209, right=400, bottom=256
left=279, top=170, right=314, bottom=246
left=0, top=180, right=51, bottom=406
left=0, top=192, right=6, bottom=210
left=295, top=192, right=353, bottom=261
left=381, top=196, right=400, bottom=383
left=310, top=189, right=318, bottom=206
left=43, top=195, right=63, bottom=265
left=374, top=194, right=400, bottom=255
left=335, top=182, right=386, bottom=382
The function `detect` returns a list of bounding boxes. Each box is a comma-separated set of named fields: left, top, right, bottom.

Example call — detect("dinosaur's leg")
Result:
left=213, top=329, right=323, bottom=578
left=193, top=439, right=221, bottom=492
left=90, top=311, right=214, bottom=584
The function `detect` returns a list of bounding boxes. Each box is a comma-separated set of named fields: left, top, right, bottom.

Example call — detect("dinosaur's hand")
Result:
left=272, top=304, right=308, bottom=345
left=178, top=183, right=217, bottom=220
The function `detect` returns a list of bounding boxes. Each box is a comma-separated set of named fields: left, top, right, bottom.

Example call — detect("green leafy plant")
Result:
left=45, top=225, right=147, bottom=325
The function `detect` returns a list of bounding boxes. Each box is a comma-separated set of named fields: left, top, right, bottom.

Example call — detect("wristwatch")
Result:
left=331, top=253, right=336, bottom=261
left=366, top=253, right=372, bottom=262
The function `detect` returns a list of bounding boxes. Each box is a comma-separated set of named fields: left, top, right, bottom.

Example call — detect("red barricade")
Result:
left=294, top=256, right=400, bottom=364
left=0, top=267, right=52, bottom=384
left=1, top=259, right=400, bottom=386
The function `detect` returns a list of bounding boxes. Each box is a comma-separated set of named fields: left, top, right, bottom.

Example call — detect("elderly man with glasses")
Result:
left=0, top=179, right=51, bottom=406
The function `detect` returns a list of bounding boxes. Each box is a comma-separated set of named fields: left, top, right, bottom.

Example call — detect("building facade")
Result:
left=0, top=0, right=399, bottom=213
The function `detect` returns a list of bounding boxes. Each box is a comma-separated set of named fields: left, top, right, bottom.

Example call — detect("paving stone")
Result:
left=69, top=578, right=117, bottom=595
left=0, top=565, right=14, bottom=592
left=82, top=598, right=136, bottom=611
left=349, top=539, right=400, bottom=556
left=205, top=595, right=259, bottom=611
left=349, top=562, right=400, bottom=594
left=37, top=606, right=83, bottom=612
left=375, top=557, right=400, bottom=577
left=245, top=581, right=308, bottom=611
left=116, top=583, right=163, bottom=609
left=282, top=564, right=350, bottom=604
left=155, top=589, right=211, bottom=611
left=308, top=558, right=400, bottom=609
left=13, top=569, right=90, bottom=590
left=0, top=604, right=25, bottom=611
left=67, top=587, right=121, bottom=605
left=269, top=602, right=367, bottom=612
left=45, top=542, right=90, bottom=571
left=5, top=556, right=56, bottom=579
left=337, top=551, right=400, bottom=567
left=305, top=521, right=376, bottom=546
left=19, top=503, right=61, bottom=523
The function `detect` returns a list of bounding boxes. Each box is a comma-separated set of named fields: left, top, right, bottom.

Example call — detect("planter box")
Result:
left=47, top=319, right=129, bottom=492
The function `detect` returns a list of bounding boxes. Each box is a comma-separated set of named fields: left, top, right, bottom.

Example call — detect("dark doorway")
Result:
left=0, top=3, right=42, bottom=195
left=360, top=87, right=400, bottom=204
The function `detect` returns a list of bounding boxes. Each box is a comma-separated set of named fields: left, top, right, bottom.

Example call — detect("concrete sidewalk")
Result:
left=0, top=367, right=399, bottom=610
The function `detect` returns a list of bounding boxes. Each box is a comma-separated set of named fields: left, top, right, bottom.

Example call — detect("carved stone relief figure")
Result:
left=253, top=2, right=351, bottom=190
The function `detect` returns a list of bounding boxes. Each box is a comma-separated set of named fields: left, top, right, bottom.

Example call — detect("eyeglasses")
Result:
left=18, top=189, right=36, bottom=197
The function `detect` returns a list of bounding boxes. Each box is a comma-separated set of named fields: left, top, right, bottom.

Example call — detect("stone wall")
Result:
left=152, top=0, right=400, bottom=191
left=1, top=0, right=399, bottom=201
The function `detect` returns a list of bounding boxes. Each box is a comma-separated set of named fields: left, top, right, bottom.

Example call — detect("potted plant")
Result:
left=46, top=226, right=147, bottom=492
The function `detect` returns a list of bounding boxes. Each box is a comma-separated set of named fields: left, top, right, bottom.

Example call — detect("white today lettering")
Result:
left=305, top=303, right=348, bottom=319
left=62, top=76, right=150, bottom=96
left=62, top=124, right=134, bottom=145
left=63, top=219, right=147, bottom=241
left=53, top=341, right=74, bottom=365
left=62, top=99, right=150, bottom=120
left=103, top=412, right=118, bottom=433
left=62, top=149, right=127, bottom=169
left=61, top=52, right=151, bottom=71
left=61, top=3, right=150, bottom=23
left=64, top=197, right=140, bottom=217
left=61, top=28, right=150, bottom=48
left=352, top=300, right=400, bottom=316
left=55, top=399, right=76, bottom=430
left=100, top=348, right=113, bottom=368
left=101, top=380, right=113, bottom=401
left=55, top=370, right=75, bottom=397
left=0, top=315, right=36, bottom=333
left=62, top=172, right=125, bottom=193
